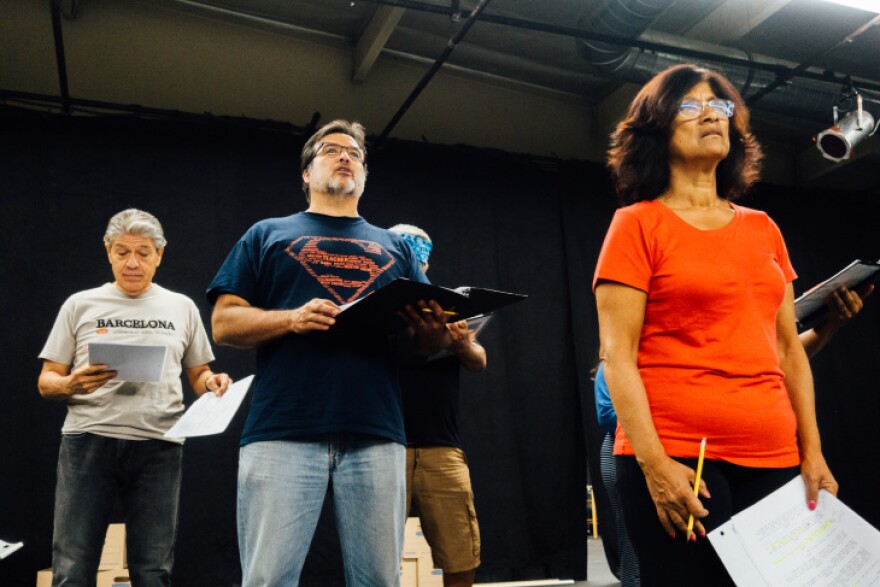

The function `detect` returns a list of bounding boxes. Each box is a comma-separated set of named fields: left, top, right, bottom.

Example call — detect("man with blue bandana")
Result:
left=391, top=223, right=486, bottom=587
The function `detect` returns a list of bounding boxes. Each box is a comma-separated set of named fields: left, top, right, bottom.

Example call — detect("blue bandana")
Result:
left=399, top=234, right=432, bottom=265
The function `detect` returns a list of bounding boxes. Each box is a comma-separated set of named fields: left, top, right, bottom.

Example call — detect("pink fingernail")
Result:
left=809, top=500, right=817, bottom=511
left=689, top=534, right=696, bottom=543
left=699, top=530, right=706, bottom=538
left=669, top=532, right=676, bottom=539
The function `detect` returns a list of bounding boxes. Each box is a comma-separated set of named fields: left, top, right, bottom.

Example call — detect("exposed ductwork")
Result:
left=575, top=0, right=849, bottom=124
left=576, top=0, right=674, bottom=74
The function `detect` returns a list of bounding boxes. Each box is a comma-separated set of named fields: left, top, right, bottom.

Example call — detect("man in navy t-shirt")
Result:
left=207, top=120, right=451, bottom=587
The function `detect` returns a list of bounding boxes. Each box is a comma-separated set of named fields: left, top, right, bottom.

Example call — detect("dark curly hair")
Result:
left=607, top=64, right=762, bottom=205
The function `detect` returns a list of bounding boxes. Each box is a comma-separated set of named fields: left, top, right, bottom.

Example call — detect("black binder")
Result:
left=794, top=260, right=880, bottom=330
left=332, top=278, right=527, bottom=335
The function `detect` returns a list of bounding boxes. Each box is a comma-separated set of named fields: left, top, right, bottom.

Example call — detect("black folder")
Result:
left=332, top=278, right=527, bottom=335
left=794, top=260, right=880, bottom=330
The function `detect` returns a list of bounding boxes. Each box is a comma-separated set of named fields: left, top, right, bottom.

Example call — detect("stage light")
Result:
left=819, top=0, right=880, bottom=14
left=815, top=93, right=879, bottom=162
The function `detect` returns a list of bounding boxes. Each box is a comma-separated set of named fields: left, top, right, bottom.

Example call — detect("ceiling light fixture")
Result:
left=820, top=0, right=880, bottom=14
left=815, top=85, right=880, bottom=162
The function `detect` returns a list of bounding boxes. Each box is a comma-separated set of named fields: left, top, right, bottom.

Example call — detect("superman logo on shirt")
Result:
left=285, top=236, right=397, bottom=304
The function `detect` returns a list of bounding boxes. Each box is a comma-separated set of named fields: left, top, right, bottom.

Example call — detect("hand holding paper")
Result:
left=66, top=363, right=118, bottom=396
left=290, top=298, right=341, bottom=334
left=333, top=278, right=526, bottom=335
left=88, top=342, right=167, bottom=383
left=164, top=375, right=254, bottom=438
left=203, top=372, right=233, bottom=397
left=708, top=476, right=880, bottom=586
left=401, top=299, right=452, bottom=355
left=794, top=260, right=880, bottom=329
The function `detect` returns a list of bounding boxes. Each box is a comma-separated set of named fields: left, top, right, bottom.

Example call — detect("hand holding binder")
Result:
left=794, top=260, right=880, bottom=330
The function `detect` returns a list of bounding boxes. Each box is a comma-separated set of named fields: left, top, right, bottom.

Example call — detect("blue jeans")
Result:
left=238, top=436, right=406, bottom=587
left=52, top=433, right=182, bottom=587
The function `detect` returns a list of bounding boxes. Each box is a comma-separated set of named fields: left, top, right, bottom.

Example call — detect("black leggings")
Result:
left=616, top=455, right=799, bottom=587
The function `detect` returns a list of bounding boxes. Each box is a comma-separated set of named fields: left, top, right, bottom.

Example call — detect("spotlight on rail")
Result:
left=815, top=93, right=878, bottom=162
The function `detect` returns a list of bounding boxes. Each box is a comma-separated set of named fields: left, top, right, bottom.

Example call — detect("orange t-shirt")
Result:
left=593, top=200, right=800, bottom=468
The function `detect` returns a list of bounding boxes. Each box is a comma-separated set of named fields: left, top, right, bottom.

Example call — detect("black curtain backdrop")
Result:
left=0, top=106, right=877, bottom=586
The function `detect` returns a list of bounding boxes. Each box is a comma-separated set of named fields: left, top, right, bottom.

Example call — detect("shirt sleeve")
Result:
left=206, top=230, right=261, bottom=305
left=593, top=206, right=654, bottom=293
left=38, top=297, right=77, bottom=365
left=182, top=298, right=216, bottom=368
left=593, top=362, right=617, bottom=435
left=768, top=216, right=797, bottom=283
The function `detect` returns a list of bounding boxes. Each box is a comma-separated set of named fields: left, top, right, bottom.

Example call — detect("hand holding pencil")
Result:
left=687, top=437, right=708, bottom=542
left=639, top=448, right=710, bottom=541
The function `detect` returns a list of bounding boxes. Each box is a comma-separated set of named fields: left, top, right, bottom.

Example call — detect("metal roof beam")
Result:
left=352, top=5, right=406, bottom=84
left=684, top=0, right=794, bottom=43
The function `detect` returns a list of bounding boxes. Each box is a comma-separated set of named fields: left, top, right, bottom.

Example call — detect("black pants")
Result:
left=616, top=455, right=798, bottom=587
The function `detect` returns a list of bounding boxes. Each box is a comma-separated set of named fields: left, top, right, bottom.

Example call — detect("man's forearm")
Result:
left=212, top=305, right=294, bottom=348
left=38, top=371, right=72, bottom=400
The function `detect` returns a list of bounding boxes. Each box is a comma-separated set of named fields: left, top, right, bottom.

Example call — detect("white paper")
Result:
left=0, top=539, right=23, bottom=559
left=709, top=476, right=880, bottom=586
left=427, top=313, right=494, bottom=361
left=709, top=520, right=772, bottom=586
left=164, top=375, right=254, bottom=438
left=88, top=342, right=167, bottom=383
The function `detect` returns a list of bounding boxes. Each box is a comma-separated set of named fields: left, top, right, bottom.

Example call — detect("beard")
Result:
left=311, top=170, right=365, bottom=199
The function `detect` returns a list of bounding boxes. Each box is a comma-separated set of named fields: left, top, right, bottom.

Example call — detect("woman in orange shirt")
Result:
left=594, top=64, right=837, bottom=585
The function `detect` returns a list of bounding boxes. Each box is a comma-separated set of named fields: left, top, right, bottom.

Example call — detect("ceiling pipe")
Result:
left=575, top=0, right=673, bottom=72
left=744, top=13, right=880, bottom=108
left=49, top=0, right=71, bottom=114
left=572, top=0, right=875, bottom=123
left=0, top=89, right=304, bottom=134
left=360, top=0, right=879, bottom=95
left=375, top=0, right=493, bottom=144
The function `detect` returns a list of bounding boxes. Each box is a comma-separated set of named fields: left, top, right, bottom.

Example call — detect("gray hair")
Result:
left=300, top=119, right=368, bottom=203
left=389, top=223, right=431, bottom=243
left=103, top=208, right=167, bottom=249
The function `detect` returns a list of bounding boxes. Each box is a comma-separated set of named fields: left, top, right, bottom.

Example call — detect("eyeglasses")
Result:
left=678, top=99, right=735, bottom=119
left=316, top=142, right=365, bottom=162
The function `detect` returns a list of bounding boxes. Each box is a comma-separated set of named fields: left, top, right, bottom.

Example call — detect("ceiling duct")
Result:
left=576, top=0, right=845, bottom=124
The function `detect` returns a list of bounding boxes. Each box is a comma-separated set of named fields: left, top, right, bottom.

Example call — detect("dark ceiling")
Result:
left=2, top=0, right=879, bottom=190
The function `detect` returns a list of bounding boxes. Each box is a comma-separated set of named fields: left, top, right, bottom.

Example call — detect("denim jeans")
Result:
left=52, top=433, right=182, bottom=587
left=238, top=436, right=406, bottom=587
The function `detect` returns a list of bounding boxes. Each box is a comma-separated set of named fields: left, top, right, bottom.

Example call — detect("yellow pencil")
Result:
left=687, top=437, right=707, bottom=537
left=421, top=308, right=458, bottom=316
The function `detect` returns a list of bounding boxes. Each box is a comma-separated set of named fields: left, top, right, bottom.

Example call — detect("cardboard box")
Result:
left=99, top=524, right=127, bottom=570
left=416, top=556, right=443, bottom=587
left=37, top=568, right=131, bottom=587
left=400, top=557, right=418, bottom=587
left=403, top=517, right=432, bottom=558
left=36, top=524, right=128, bottom=587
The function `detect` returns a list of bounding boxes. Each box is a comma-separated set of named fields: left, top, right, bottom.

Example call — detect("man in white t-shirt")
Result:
left=38, top=208, right=231, bottom=587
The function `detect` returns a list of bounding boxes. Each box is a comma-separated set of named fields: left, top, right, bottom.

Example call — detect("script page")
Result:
left=164, top=375, right=254, bottom=438
left=710, top=476, right=880, bottom=586
left=88, top=342, right=167, bottom=382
